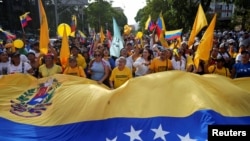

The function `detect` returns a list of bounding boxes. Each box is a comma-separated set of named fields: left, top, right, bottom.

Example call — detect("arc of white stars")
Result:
left=177, top=133, right=197, bottom=141
left=151, top=124, right=169, bottom=141
left=124, top=125, right=143, bottom=141
left=106, top=136, right=117, bottom=141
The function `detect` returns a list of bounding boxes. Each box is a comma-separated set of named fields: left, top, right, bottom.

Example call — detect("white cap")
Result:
left=227, top=39, right=235, bottom=44
left=194, top=42, right=200, bottom=46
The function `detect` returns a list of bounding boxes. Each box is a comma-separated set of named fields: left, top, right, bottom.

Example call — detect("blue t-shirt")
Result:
left=90, top=61, right=105, bottom=81
left=233, top=62, right=250, bottom=78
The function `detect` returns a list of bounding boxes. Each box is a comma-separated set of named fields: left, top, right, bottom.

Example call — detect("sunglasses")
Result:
left=94, top=54, right=101, bottom=57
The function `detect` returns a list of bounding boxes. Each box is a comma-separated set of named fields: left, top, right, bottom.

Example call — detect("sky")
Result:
left=112, top=0, right=146, bottom=25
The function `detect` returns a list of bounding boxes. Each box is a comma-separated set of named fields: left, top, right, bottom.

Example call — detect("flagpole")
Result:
left=19, top=17, right=26, bottom=35
left=21, top=25, right=25, bottom=35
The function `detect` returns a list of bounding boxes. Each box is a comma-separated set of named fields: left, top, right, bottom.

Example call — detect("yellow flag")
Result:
left=159, top=30, right=169, bottom=48
left=144, top=15, right=151, bottom=30
left=38, top=0, right=49, bottom=55
left=100, top=26, right=105, bottom=44
left=188, top=4, right=208, bottom=47
left=60, top=25, right=70, bottom=69
left=194, top=14, right=217, bottom=69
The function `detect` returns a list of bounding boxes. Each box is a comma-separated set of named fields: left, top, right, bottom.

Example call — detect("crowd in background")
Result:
left=0, top=29, right=250, bottom=89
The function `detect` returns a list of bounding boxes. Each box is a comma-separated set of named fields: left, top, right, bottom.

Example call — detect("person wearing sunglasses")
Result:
left=88, top=49, right=110, bottom=86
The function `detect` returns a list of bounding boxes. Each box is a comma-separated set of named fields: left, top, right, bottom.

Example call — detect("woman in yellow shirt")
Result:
left=38, top=53, right=62, bottom=78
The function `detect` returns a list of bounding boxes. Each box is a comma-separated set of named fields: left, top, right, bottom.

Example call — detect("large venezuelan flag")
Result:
left=0, top=71, right=250, bottom=141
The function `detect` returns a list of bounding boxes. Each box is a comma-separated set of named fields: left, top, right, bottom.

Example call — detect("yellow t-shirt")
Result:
left=66, top=54, right=87, bottom=69
left=63, top=66, right=86, bottom=77
left=76, top=54, right=87, bottom=69
left=208, top=65, right=231, bottom=77
left=109, top=67, right=132, bottom=88
left=149, top=57, right=173, bottom=73
left=39, top=64, right=62, bottom=78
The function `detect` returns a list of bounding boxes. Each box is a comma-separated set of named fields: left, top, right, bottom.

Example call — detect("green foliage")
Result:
left=85, top=0, right=127, bottom=34
left=135, top=0, right=213, bottom=33
left=136, top=0, right=250, bottom=33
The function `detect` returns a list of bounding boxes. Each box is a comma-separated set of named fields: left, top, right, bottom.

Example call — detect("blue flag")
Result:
left=110, top=18, right=124, bottom=58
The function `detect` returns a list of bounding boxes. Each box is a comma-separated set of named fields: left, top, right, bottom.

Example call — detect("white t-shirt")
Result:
left=9, top=62, right=32, bottom=74
left=171, top=56, right=186, bottom=71
left=0, top=61, right=10, bottom=75
left=133, top=57, right=149, bottom=76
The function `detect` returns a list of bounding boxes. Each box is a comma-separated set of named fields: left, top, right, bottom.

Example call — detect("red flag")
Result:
left=149, top=22, right=161, bottom=38
left=106, top=29, right=112, bottom=48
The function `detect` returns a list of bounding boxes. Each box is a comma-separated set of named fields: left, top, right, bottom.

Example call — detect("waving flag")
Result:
left=0, top=28, right=16, bottom=40
left=70, top=15, right=77, bottom=37
left=194, top=14, right=217, bottom=69
left=19, top=12, right=32, bottom=28
left=188, top=4, right=208, bottom=47
left=144, top=15, right=152, bottom=30
left=157, top=12, right=166, bottom=31
left=38, top=0, right=49, bottom=55
left=149, top=22, right=162, bottom=39
left=0, top=72, right=250, bottom=141
left=60, top=24, right=70, bottom=69
left=110, top=17, right=124, bottom=58
left=100, top=26, right=105, bottom=44
left=165, top=29, right=183, bottom=40
left=159, top=30, right=169, bottom=48
left=106, top=29, right=112, bottom=48
left=78, top=30, right=86, bottom=43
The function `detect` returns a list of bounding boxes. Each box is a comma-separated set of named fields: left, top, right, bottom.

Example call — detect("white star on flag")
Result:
left=124, top=125, right=143, bottom=141
left=177, top=133, right=197, bottom=141
left=151, top=124, right=169, bottom=141
left=106, top=136, right=117, bottom=141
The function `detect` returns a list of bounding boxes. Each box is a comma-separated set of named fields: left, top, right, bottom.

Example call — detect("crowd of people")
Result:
left=0, top=29, right=250, bottom=89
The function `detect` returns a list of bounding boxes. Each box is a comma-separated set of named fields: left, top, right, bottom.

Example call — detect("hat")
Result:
left=194, top=42, right=199, bottom=46
left=4, top=43, right=13, bottom=48
left=27, top=50, right=36, bottom=56
left=227, top=39, right=235, bottom=44
left=219, top=42, right=228, bottom=48
left=11, top=51, right=20, bottom=57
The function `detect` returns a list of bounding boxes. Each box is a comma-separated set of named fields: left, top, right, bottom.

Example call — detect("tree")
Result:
left=84, top=0, right=127, bottom=35
left=233, top=0, right=250, bottom=30
left=135, top=0, right=212, bottom=33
